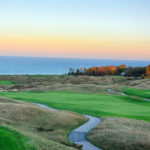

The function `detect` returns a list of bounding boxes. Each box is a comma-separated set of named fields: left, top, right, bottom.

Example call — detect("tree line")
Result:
left=68, top=65, right=150, bottom=78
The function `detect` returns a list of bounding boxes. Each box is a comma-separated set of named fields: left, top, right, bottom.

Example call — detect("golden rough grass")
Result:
left=126, top=78, right=150, bottom=89
left=87, top=117, right=150, bottom=150
left=1, top=75, right=150, bottom=94
left=0, top=97, right=87, bottom=150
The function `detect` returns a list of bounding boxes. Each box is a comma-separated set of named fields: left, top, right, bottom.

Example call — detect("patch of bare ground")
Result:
left=87, top=117, right=150, bottom=150
left=0, top=97, right=87, bottom=150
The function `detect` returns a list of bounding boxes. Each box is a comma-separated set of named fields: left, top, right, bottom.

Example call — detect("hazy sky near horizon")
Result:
left=0, top=0, right=150, bottom=60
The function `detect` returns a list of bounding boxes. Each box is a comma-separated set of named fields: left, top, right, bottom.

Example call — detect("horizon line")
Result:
left=0, top=55, right=150, bottom=62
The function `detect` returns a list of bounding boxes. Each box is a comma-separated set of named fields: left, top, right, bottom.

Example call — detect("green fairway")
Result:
left=0, top=80, right=16, bottom=85
left=0, top=126, right=34, bottom=150
left=123, top=87, right=150, bottom=99
left=0, top=91, right=150, bottom=121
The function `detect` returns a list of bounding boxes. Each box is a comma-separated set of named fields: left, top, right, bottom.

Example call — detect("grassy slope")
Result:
left=0, top=126, right=34, bottom=150
left=123, top=87, right=150, bottom=99
left=87, top=117, right=150, bottom=150
left=0, top=97, right=86, bottom=150
left=0, top=91, right=150, bottom=121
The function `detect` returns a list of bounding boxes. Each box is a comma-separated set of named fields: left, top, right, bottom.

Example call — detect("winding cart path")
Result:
left=35, top=103, right=102, bottom=150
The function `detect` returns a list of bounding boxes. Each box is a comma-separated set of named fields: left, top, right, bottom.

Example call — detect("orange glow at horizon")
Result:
left=0, top=35, right=150, bottom=60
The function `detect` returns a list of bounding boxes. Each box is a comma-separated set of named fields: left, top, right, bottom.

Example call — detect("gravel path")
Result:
left=69, top=115, right=101, bottom=150
left=35, top=103, right=57, bottom=111
left=35, top=103, right=102, bottom=150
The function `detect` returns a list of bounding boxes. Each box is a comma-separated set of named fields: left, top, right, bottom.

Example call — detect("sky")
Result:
left=0, top=0, right=150, bottom=60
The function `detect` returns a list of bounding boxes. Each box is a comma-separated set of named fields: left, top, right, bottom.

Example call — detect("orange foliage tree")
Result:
left=70, top=64, right=146, bottom=77
left=117, top=65, right=126, bottom=74
left=146, top=65, right=150, bottom=78
left=87, top=66, right=117, bottom=76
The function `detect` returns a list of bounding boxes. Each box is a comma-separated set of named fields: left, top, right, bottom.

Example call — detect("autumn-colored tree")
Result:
left=117, top=65, right=126, bottom=74
left=107, top=66, right=117, bottom=75
left=146, top=65, right=150, bottom=77
left=84, top=67, right=88, bottom=75
left=89, top=67, right=97, bottom=75
left=93, top=66, right=117, bottom=76
left=69, top=64, right=147, bottom=77
left=118, top=65, right=126, bottom=70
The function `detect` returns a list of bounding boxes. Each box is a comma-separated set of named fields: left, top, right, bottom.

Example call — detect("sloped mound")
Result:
left=0, top=97, right=86, bottom=150
left=87, top=117, right=150, bottom=150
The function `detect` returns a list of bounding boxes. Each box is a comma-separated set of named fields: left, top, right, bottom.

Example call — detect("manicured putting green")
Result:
left=0, top=91, right=150, bottom=121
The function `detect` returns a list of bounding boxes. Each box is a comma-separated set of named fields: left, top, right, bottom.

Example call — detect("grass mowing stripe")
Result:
left=0, top=80, right=16, bottom=85
left=0, top=91, right=150, bottom=121
left=0, top=126, right=34, bottom=150
left=123, top=87, right=150, bottom=99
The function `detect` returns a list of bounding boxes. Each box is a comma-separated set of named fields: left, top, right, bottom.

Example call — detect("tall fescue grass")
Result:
left=0, top=75, right=128, bottom=93
left=87, top=117, right=150, bottom=150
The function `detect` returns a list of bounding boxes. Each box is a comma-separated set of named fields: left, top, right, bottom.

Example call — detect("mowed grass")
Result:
left=123, top=87, right=150, bottom=99
left=0, top=80, right=16, bottom=85
left=0, top=91, right=150, bottom=121
left=0, top=126, right=34, bottom=150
